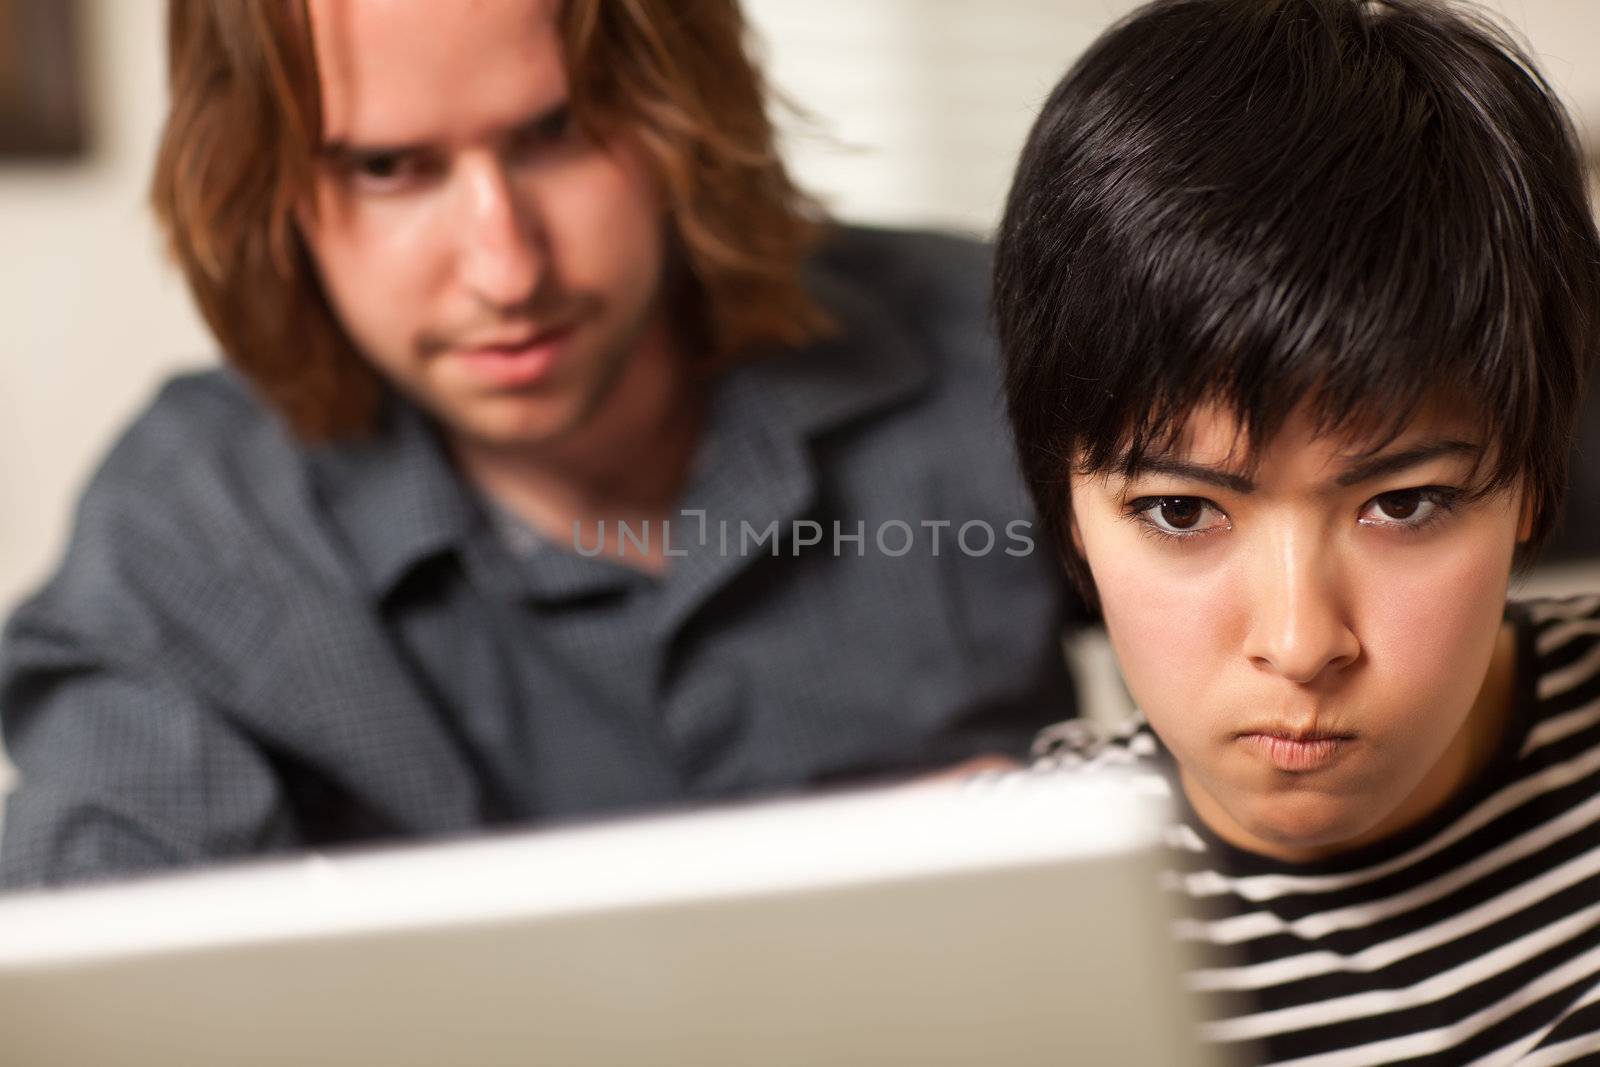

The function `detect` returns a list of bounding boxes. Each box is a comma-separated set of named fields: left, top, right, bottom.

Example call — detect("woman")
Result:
left=992, top=0, right=1600, bottom=1061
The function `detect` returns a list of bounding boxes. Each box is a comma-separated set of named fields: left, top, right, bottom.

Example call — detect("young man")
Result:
left=0, top=0, right=1077, bottom=890
left=993, top=0, right=1600, bottom=1062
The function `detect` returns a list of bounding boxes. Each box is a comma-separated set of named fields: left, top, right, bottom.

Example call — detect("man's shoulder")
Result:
left=36, top=367, right=335, bottom=609
left=812, top=225, right=991, bottom=307
left=798, top=225, right=1003, bottom=420
left=810, top=225, right=992, bottom=356
left=47, top=366, right=467, bottom=620
left=1, top=370, right=309, bottom=659
left=107, top=365, right=286, bottom=464
left=785, top=226, right=1043, bottom=519
left=87, top=367, right=302, bottom=528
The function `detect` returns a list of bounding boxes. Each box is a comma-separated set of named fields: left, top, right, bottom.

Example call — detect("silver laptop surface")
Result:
left=0, top=773, right=1222, bottom=1066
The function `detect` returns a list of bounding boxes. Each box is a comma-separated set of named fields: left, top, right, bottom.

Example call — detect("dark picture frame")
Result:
left=0, top=0, right=85, bottom=159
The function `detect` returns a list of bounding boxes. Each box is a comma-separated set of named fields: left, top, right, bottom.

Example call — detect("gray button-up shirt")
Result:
left=0, top=227, right=1080, bottom=890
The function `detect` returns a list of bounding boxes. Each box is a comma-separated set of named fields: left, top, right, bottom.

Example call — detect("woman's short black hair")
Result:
left=993, top=0, right=1600, bottom=600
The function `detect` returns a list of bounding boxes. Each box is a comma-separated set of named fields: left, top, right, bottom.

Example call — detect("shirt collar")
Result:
left=306, top=242, right=934, bottom=605
left=642, top=254, right=936, bottom=627
left=307, top=397, right=483, bottom=601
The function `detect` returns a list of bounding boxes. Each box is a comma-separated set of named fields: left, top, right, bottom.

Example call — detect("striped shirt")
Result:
left=1032, top=596, right=1600, bottom=1066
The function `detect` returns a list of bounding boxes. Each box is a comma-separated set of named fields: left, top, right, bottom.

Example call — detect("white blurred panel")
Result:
left=1479, top=0, right=1600, bottom=144
left=743, top=0, right=1139, bottom=235
left=744, top=0, right=1600, bottom=237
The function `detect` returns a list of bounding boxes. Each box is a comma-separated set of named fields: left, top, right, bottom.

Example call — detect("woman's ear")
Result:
left=1517, top=488, right=1536, bottom=543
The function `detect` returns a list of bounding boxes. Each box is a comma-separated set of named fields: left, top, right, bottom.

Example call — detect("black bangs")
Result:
left=994, top=0, right=1600, bottom=575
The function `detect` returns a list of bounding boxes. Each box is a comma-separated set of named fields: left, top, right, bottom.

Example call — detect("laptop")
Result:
left=0, top=772, right=1225, bottom=1066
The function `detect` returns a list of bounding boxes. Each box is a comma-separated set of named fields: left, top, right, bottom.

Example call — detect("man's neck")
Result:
left=451, top=316, right=706, bottom=575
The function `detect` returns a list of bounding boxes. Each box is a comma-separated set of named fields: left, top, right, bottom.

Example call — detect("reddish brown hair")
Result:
left=152, top=0, right=829, bottom=441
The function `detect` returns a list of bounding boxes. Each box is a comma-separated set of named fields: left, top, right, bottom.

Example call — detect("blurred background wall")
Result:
left=1, top=1, right=214, bottom=613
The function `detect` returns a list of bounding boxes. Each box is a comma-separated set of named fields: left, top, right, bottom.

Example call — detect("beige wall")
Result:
left=0, top=1, right=212, bottom=613
left=1, top=0, right=1598, bottom=618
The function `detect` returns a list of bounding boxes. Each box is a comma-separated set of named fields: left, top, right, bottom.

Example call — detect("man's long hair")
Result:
left=151, top=0, right=828, bottom=441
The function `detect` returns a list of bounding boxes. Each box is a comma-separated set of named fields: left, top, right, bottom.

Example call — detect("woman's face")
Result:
left=1071, top=402, right=1529, bottom=861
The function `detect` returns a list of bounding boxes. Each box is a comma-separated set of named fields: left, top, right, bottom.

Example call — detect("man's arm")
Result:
left=0, top=376, right=308, bottom=891
left=0, top=614, right=300, bottom=891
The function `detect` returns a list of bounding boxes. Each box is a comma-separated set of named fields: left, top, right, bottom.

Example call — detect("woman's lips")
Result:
left=1239, top=732, right=1352, bottom=773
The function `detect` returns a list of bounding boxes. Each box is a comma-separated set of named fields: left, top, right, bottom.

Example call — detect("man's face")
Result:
left=1070, top=402, right=1528, bottom=862
left=299, top=0, right=670, bottom=450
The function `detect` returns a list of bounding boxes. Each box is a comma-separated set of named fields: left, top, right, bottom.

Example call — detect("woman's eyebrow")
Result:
left=1332, top=440, right=1481, bottom=487
left=1125, top=458, right=1256, bottom=493
left=1123, top=439, right=1481, bottom=494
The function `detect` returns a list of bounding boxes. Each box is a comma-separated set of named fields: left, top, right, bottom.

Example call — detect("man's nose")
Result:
left=455, top=155, right=544, bottom=309
left=1241, top=525, right=1361, bottom=685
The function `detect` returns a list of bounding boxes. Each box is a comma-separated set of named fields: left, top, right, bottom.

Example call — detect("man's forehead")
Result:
left=307, top=0, right=565, bottom=146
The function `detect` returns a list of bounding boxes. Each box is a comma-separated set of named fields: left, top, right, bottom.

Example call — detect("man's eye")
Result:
left=536, top=107, right=573, bottom=142
left=360, top=155, right=400, bottom=177
left=1129, top=496, right=1228, bottom=537
left=509, top=107, right=578, bottom=157
left=1359, top=487, right=1459, bottom=528
left=346, top=151, right=430, bottom=190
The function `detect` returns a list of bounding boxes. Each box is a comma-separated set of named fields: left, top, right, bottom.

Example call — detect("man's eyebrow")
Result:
left=1331, top=439, right=1481, bottom=487
left=319, top=136, right=408, bottom=163
left=319, top=99, right=573, bottom=162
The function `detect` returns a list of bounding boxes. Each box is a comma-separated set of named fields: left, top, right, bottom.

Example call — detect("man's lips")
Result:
left=461, top=322, right=574, bottom=350
left=448, top=324, right=576, bottom=389
left=1237, top=727, right=1355, bottom=773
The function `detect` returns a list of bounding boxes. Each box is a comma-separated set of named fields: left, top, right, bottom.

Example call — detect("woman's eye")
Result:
left=1133, top=496, right=1227, bottom=536
left=1359, top=487, right=1457, bottom=528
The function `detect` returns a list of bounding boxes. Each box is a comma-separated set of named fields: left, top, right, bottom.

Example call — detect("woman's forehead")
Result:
left=1101, top=399, right=1490, bottom=487
left=1204, top=398, right=1474, bottom=451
